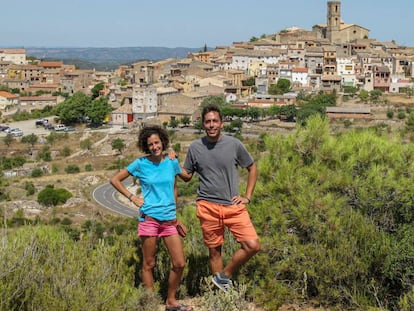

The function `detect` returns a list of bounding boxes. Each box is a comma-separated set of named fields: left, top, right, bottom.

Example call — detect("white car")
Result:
left=10, top=128, right=23, bottom=136
left=54, top=124, right=67, bottom=131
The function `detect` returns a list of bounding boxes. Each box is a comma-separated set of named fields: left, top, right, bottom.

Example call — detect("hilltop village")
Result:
left=0, top=1, right=413, bottom=127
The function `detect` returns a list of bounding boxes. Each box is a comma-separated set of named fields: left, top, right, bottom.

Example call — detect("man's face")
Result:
left=203, top=111, right=223, bottom=140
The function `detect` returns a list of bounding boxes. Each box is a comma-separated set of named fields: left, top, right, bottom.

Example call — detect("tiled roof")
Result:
left=38, top=61, right=63, bottom=67
left=0, top=48, right=26, bottom=54
left=0, top=91, right=18, bottom=99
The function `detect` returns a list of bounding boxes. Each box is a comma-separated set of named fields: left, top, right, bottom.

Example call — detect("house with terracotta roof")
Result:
left=0, top=49, right=27, bottom=65
left=292, top=67, right=309, bottom=86
left=0, top=90, right=19, bottom=113
left=38, top=61, right=63, bottom=70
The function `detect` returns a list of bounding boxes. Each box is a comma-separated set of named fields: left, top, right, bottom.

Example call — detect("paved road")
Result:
left=0, top=117, right=124, bottom=138
left=92, top=177, right=139, bottom=218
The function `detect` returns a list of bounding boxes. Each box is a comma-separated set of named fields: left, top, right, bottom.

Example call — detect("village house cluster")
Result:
left=0, top=1, right=413, bottom=127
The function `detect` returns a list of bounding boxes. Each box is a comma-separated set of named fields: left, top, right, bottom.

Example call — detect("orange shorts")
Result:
left=196, top=200, right=259, bottom=248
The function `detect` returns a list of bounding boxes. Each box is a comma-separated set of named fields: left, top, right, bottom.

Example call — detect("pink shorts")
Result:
left=138, top=220, right=178, bottom=238
left=196, top=200, right=259, bottom=248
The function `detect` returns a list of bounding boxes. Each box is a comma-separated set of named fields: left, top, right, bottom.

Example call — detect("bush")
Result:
left=244, top=115, right=414, bottom=309
left=0, top=155, right=26, bottom=170
left=0, top=225, right=155, bottom=310
left=398, top=110, right=406, bottom=119
left=61, top=217, right=72, bottom=226
left=64, top=164, right=80, bottom=174
left=37, top=185, right=72, bottom=206
left=62, top=146, right=72, bottom=157
left=38, top=146, right=52, bottom=161
left=31, top=167, right=43, bottom=177
left=387, top=109, right=394, bottom=119
left=52, top=164, right=59, bottom=173
left=24, top=181, right=36, bottom=196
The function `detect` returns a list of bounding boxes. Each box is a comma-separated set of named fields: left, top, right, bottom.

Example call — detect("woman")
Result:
left=110, top=125, right=192, bottom=311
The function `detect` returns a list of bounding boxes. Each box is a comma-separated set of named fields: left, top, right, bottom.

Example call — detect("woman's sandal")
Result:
left=165, top=303, right=193, bottom=311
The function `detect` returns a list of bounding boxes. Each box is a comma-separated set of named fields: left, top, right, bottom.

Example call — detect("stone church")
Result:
left=312, top=1, right=370, bottom=44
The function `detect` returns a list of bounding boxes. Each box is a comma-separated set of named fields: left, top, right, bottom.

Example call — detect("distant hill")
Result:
left=26, top=47, right=204, bottom=71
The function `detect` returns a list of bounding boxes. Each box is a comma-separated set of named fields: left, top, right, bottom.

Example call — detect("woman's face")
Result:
left=147, top=134, right=163, bottom=156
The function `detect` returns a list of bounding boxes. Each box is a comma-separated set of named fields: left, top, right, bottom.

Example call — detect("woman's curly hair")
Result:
left=137, top=125, right=170, bottom=154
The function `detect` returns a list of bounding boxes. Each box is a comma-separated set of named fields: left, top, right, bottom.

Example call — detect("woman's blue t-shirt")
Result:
left=126, top=157, right=181, bottom=221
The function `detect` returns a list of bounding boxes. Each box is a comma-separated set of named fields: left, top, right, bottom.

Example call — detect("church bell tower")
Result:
left=327, top=1, right=341, bottom=43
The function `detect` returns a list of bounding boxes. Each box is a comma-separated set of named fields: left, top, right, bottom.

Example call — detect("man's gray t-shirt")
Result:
left=183, top=135, right=254, bottom=205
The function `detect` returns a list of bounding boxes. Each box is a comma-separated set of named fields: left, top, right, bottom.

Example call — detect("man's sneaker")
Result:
left=212, top=272, right=233, bottom=292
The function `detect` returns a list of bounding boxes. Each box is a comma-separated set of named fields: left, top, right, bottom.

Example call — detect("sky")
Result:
left=1, top=0, right=413, bottom=49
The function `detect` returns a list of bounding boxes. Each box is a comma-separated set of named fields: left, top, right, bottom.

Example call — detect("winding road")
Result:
left=92, top=177, right=139, bottom=218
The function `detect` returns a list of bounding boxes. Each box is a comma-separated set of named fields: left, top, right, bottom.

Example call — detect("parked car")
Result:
left=10, top=128, right=23, bottom=137
left=44, top=124, right=54, bottom=130
left=0, top=125, right=10, bottom=132
left=35, top=118, right=48, bottom=126
left=54, top=124, right=67, bottom=131
left=64, top=126, right=75, bottom=132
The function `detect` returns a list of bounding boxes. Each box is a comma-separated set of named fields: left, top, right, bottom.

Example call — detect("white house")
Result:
left=132, top=85, right=157, bottom=120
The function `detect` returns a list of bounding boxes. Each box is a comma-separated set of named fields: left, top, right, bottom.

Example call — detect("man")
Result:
left=180, top=104, right=260, bottom=292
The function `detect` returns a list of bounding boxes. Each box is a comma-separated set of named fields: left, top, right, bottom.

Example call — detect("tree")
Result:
left=80, top=139, right=92, bottom=150
left=180, top=116, right=191, bottom=127
left=224, top=118, right=243, bottom=134
left=21, top=133, right=38, bottom=149
left=245, top=107, right=261, bottom=121
left=406, top=86, right=414, bottom=98
left=86, top=97, right=112, bottom=123
left=279, top=104, right=297, bottom=122
left=54, top=91, right=92, bottom=124
left=370, top=90, right=383, bottom=104
left=3, top=134, right=14, bottom=147
left=46, top=132, right=59, bottom=145
left=243, top=77, right=256, bottom=87
left=358, top=89, right=370, bottom=103
left=111, top=138, right=126, bottom=155
left=306, top=92, right=336, bottom=107
left=193, top=120, right=203, bottom=134
left=91, top=82, right=105, bottom=99
left=169, top=119, right=179, bottom=128
left=200, top=95, right=227, bottom=110
left=296, top=104, right=326, bottom=126
left=268, top=78, right=291, bottom=95
left=37, top=184, right=72, bottom=206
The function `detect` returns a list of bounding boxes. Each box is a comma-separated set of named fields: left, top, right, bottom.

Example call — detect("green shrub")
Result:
left=64, top=164, right=80, bottom=174
left=0, top=155, right=26, bottom=170
left=24, top=181, right=36, bottom=196
left=38, top=146, right=52, bottom=161
left=37, top=185, right=72, bottom=206
left=52, top=164, right=59, bottom=173
left=31, top=167, right=43, bottom=177
left=398, top=111, right=406, bottom=119
left=61, top=217, right=72, bottom=225
left=62, top=146, right=71, bottom=156
left=244, top=115, right=414, bottom=309
left=387, top=109, right=394, bottom=119
left=0, top=225, right=155, bottom=310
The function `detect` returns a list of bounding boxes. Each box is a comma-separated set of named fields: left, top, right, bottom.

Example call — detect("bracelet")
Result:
left=128, top=193, right=134, bottom=201
left=245, top=197, right=251, bottom=204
